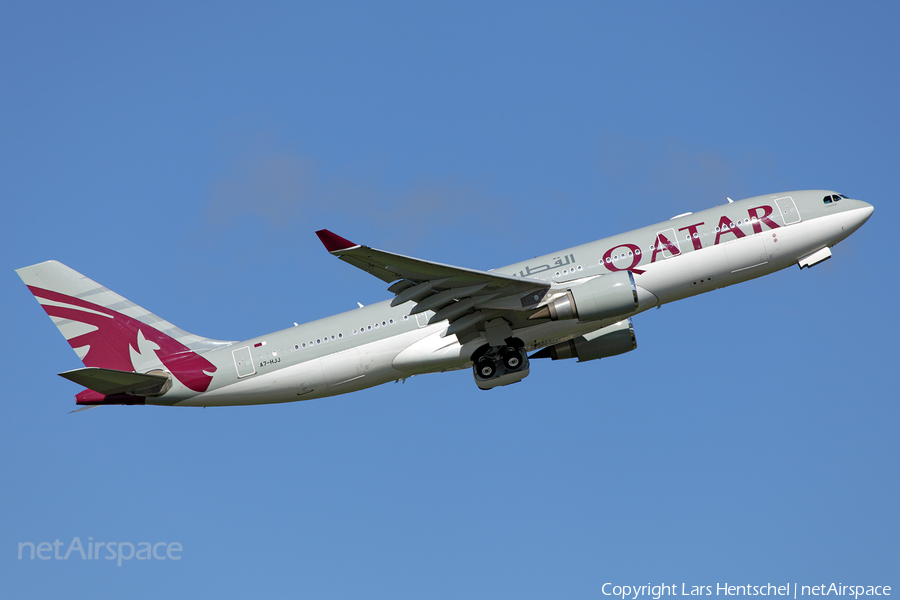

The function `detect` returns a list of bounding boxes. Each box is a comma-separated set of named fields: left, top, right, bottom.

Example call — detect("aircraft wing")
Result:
left=316, top=230, right=550, bottom=339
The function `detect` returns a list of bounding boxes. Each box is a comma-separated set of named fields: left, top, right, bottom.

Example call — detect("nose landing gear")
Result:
left=472, top=340, right=530, bottom=390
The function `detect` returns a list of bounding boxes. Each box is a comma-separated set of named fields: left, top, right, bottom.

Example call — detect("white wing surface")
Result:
left=316, top=230, right=550, bottom=339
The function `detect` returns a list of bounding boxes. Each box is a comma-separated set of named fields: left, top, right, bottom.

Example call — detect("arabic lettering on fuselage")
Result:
left=518, top=254, right=575, bottom=278
left=515, top=204, right=782, bottom=278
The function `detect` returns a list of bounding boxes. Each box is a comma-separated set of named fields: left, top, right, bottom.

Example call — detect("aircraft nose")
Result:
left=854, top=201, right=874, bottom=226
left=859, top=201, right=874, bottom=222
left=844, top=200, right=874, bottom=235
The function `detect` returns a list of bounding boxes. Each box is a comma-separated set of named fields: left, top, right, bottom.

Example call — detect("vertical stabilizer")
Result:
left=16, top=261, right=233, bottom=394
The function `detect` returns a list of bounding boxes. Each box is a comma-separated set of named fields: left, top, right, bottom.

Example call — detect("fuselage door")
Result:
left=232, top=346, right=256, bottom=378
left=775, top=196, right=801, bottom=225
left=654, top=228, right=681, bottom=258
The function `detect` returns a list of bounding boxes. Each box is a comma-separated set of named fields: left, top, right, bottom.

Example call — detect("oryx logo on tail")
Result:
left=27, top=286, right=217, bottom=393
left=16, top=261, right=226, bottom=399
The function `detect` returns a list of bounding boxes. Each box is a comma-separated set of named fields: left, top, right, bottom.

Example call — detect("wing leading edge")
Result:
left=315, top=230, right=550, bottom=340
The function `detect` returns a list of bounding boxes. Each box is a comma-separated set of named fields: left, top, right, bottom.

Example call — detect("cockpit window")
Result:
left=838, top=194, right=849, bottom=199
left=823, top=195, right=832, bottom=204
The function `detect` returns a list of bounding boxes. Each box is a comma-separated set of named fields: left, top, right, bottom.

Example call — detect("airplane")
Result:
left=17, top=190, right=872, bottom=408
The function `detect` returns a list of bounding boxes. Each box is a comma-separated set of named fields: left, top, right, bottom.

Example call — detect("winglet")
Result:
left=316, top=229, right=358, bottom=253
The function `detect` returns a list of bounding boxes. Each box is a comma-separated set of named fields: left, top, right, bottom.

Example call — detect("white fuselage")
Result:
left=159, top=191, right=872, bottom=407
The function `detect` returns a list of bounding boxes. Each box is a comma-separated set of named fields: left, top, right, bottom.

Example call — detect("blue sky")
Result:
left=2, top=2, right=897, bottom=598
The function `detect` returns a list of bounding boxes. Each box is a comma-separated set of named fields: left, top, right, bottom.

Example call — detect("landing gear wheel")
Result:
left=476, top=357, right=497, bottom=379
left=502, top=347, right=522, bottom=370
left=471, top=340, right=530, bottom=390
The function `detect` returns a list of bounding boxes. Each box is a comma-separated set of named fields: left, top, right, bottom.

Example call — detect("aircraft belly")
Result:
left=319, top=328, right=439, bottom=392
left=392, top=328, right=466, bottom=374
left=723, top=234, right=769, bottom=273
left=175, top=359, right=328, bottom=406
left=321, top=348, right=364, bottom=387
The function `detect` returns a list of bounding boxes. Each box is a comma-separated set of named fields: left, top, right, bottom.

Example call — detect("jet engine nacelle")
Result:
left=531, top=319, right=636, bottom=362
left=531, top=271, right=638, bottom=322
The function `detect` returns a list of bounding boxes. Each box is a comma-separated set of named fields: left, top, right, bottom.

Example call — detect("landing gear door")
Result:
left=775, top=196, right=801, bottom=225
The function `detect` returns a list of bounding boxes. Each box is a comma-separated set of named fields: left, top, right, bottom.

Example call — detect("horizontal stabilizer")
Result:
left=59, top=367, right=171, bottom=397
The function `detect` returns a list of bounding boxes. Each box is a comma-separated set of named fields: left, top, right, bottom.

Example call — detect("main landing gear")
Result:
left=471, top=339, right=530, bottom=390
